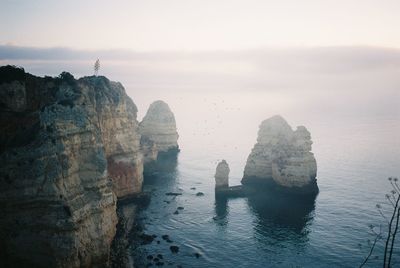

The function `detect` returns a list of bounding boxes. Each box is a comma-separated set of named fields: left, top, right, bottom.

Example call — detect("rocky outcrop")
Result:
left=89, top=77, right=144, bottom=198
left=242, top=115, right=318, bottom=194
left=139, top=100, right=179, bottom=155
left=0, top=66, right=144, bottom=267
left=215, top=160, right=230, bottom=189
left=214, top=160, right=248, bottom=198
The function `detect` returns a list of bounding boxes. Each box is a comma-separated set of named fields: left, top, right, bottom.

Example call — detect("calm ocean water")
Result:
left=129, top=91, right=400, bottom=268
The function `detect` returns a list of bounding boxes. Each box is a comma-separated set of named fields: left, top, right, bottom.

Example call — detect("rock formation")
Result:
left=89, top=76, right=144, bottom=198
left=242, top=115, right=318, bottom=194
left=139, top=100, right=179, bottom=155
left=140, top=136, right=158, bottom=164
left=215, top=160, right=230, bottom=189
left=0, top=66, right=145, bottom=267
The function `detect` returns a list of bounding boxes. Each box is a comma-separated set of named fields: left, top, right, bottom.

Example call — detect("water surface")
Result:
left=129, top=95, right=400, bottom=267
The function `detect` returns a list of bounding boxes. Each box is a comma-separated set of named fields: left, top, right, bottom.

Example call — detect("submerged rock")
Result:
left=161, top=234, right=173, bottom=243
left=161, top=235, right=170, bottom=240
left=169, top=245, right=179, bottom=253
left=140, top=233, right=155, bottom=245
left=139, top=100, right=179, bottom=154
left=242, top=115, right=318, bottom=194
left=215, top=160, right=230, bottom=189
left=165, top=192, right=182, bottom=196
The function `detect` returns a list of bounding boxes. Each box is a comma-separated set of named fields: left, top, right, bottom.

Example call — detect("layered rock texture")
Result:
left=0, top=66, right=145, bottom=267
left=215, top=160, right=230, bottom=189
left=242, top=115, right=318, bottom=194
left=139, top=100, right=179, bottom=155
left=93, top=77, right=143, bottom=198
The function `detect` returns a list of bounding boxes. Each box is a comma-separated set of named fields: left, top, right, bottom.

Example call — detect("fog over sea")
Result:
left=2, top=46, right=400, bottom=267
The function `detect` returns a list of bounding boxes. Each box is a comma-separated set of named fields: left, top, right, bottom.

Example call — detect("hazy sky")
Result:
left=1, top=1, right=399, bottom=121
left=1, top=0, right=400, bottom=51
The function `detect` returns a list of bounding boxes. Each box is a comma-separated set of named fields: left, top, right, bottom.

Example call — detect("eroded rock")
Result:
left=139, top=100, right=179, bottom=154
left=85, top=76, right=144, bottom=198
left=242, top=115, right=318, bottom=194
left=215, top=160, right=230, bottom=189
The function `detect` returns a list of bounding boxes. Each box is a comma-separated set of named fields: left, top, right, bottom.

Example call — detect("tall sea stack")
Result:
left=139, top=100, right=179, bottom=155
left=242, top=115, right=318, bottom=194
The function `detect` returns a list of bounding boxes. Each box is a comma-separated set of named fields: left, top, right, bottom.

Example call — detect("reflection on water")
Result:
left=247, top=191, right=316, bottom=234
left=213, top=196, right=229, bottom=226
left=247, top=191, right=316, bottom=255
left=214, top=189, right=316, bottom=243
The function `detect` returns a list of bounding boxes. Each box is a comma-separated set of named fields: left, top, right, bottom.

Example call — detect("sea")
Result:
left=126, top=88, right=400, bottom=268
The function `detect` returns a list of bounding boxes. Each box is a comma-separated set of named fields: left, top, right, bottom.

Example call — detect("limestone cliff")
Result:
left=0, top=66, right=144, bottom=267
left=242, top=115, right=318, bottom=194
left=139, top=100, right=179, bottom=155
left=87, top=77, right=144, bottom=198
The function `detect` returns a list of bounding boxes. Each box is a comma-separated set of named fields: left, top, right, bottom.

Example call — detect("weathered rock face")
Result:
left=0, top=66, right=143, bottom=267
left=88, top=77, right=144, bottom=198
left=140, top=136, right=158, bottom=164
left=215, top=160, right=230, bottom=189
left=139, top=100, right=179, bottom=154
left=242, top=115, right=318, bottom=194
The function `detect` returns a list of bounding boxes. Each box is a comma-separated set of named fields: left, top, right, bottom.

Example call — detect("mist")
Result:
left=1, top=45, right=399, bottom=122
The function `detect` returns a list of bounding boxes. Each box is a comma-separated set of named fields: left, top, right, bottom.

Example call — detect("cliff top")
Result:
left=0, top=65, right=136, bottom=113
left=0, top=65, right=137, bottom=152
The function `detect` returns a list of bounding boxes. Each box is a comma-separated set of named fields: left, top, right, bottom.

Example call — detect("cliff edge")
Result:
left=0, top=66, right=145, bottom=267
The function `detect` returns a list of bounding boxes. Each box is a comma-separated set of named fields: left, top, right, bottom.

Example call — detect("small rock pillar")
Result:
left=215, top=160, right=230, bottom=190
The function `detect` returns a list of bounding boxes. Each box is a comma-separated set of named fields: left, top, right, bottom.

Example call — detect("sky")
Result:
left=1, top=0, right=399, bottom=122
left=1, top=0, right=400, bottom=51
